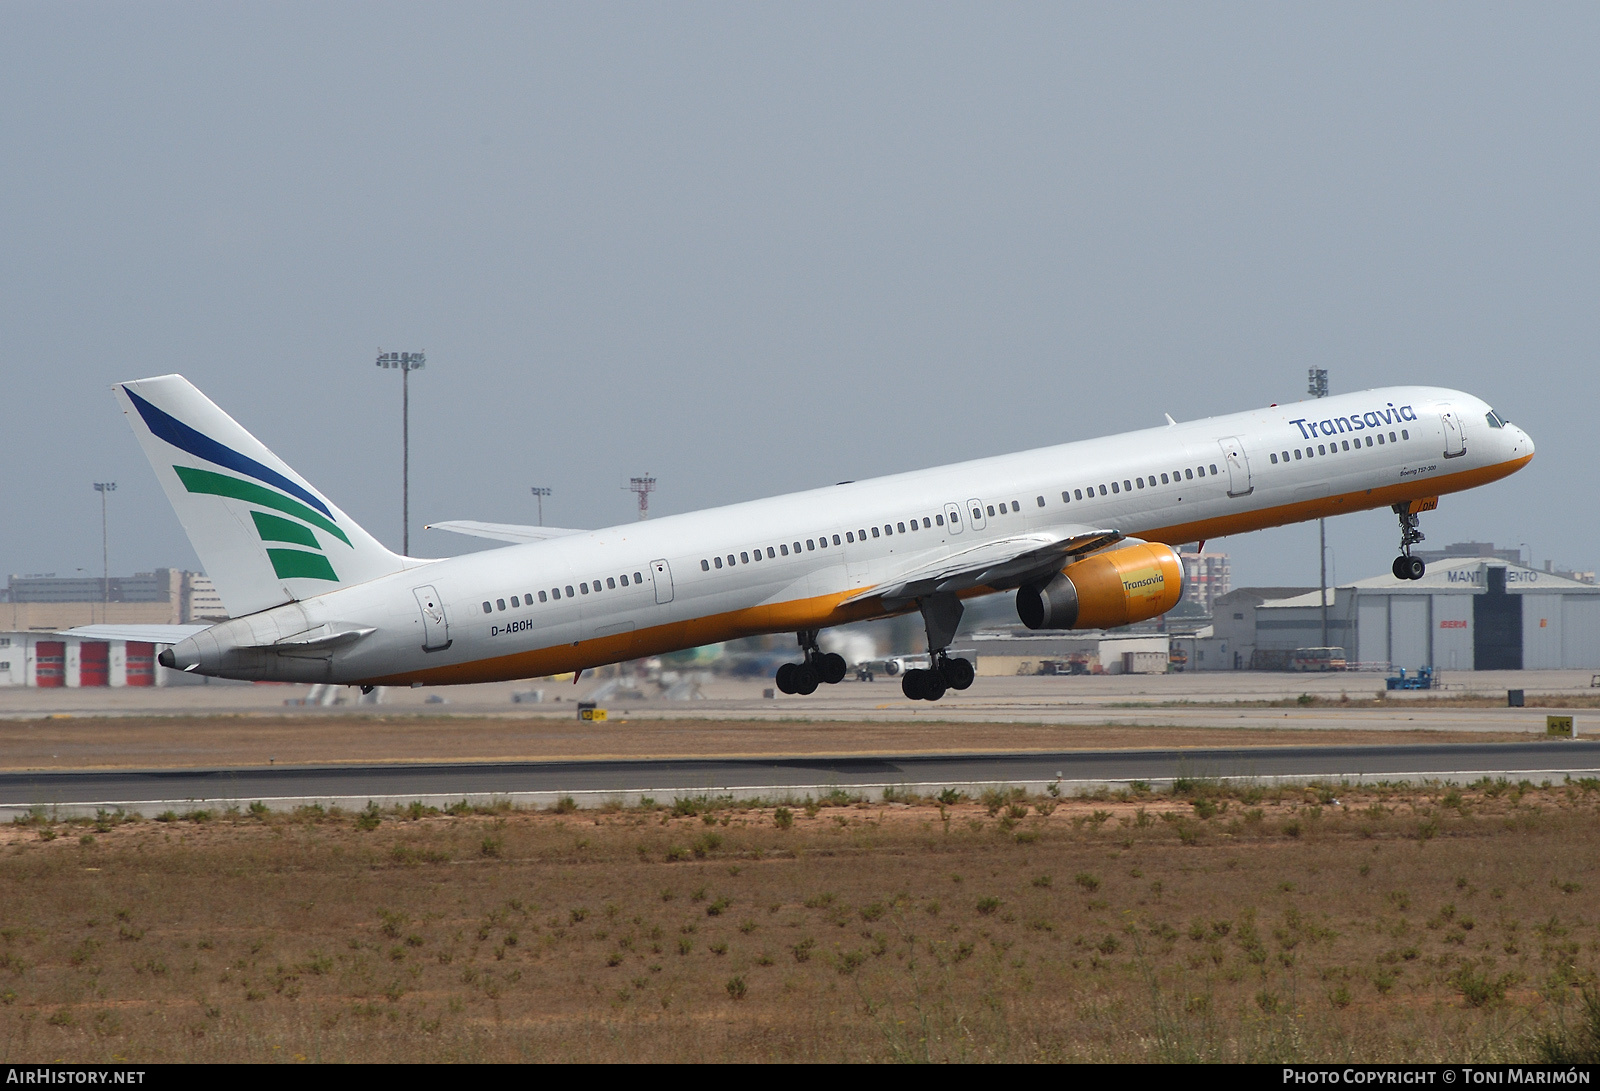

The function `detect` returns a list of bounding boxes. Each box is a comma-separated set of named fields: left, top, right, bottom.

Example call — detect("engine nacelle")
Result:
left=1016, top=541, right=1184, bottom=630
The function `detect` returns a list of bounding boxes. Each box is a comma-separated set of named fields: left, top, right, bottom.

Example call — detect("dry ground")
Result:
left=2, top=778, right=1599, bottom=1062
left=1112, top=694, right=1600, bottom=710
left=0, top=715, right=1537, bottom=771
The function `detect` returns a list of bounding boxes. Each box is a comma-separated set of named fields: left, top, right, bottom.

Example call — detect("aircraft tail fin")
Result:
left=115, top=375, right=408, bottom=617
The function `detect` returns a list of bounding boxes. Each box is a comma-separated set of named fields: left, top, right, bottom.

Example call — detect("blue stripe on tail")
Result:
left=123, top=387, right=334, bottom=518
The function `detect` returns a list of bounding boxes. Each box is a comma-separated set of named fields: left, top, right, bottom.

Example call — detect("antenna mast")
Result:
left=626, top=475, right=656, bottom=521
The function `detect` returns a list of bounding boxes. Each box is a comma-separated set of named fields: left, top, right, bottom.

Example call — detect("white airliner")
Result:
left=101, top=376, right=1531, bottom=701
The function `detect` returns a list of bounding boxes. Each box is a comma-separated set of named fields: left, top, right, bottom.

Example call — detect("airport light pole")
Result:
left=530, top=486, right=552, bottom=526
left=94, top=482, right=115, bottom=625
left=375, top=350, right=426, bottom=555
left=1308, top=369, right=1330, bottom=650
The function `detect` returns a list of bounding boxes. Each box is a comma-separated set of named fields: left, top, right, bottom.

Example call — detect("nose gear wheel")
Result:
left=1391, top=503, right=1428, bottom=581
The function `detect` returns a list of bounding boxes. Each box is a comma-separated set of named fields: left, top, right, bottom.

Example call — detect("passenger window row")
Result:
left=690, top=443, right=1323, bottom=584
left=1060, top=465, right=1217, bottom=503
left=698, top=505, right=998, bottom=575
left=1268, top=429, right=1408, bottom=464
left=481, top=568, right=648, bottom=614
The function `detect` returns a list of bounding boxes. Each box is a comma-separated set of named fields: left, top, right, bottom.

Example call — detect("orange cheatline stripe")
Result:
left=365, top=453, right=1532, bottom=687
left=364, top=586, right=902, bottom=687
left=1136, top=454, right=1530, bottom=547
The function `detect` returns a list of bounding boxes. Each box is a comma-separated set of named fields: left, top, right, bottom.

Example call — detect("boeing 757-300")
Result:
left=94, top=376, right=1531, bottom=701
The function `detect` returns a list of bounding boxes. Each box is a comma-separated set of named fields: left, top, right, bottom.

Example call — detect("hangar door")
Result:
left=1563, top=598, right=1600, bottom=669
left=1357, top=600, right=1389, bottom=667
left=1523, top=595, right=1564, bottom=670
left=1389, top=597, right=1431, bottom=672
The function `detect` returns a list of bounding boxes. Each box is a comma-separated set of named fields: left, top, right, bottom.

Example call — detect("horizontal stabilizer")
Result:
left=61, top=624, right=210, bottom=644
left=425, top=520, right=586, bottom=544
left=843, top=527, right=1124, bottom=608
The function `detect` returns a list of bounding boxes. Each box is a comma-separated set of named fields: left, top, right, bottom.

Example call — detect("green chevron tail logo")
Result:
left=173, top=465, right=345, bottom=582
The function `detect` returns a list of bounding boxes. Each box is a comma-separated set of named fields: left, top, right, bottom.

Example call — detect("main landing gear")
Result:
left=1391, top=502, right=1427, bottom=581
left=900, top=653, right=975, bottom=702
left=774, top=630, right=847, bottom=695
left=900, top=590, right=975, bottom=703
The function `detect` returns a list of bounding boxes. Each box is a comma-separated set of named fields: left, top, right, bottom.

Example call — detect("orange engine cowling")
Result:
left=1016, top=542, right=1184, bottom=630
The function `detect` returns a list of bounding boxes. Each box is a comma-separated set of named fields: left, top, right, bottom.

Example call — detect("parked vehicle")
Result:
left=1386, top=666, right=1436, bottom=690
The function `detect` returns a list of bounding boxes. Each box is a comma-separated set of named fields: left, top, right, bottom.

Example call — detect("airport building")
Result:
left=1199, top=559, right=1600, bottom=671
left=0, top=630, right=190, bottom=688
left=966, top=631, right=1172, bottom=675
left=1, top=569, right=223, bottom=631
left=1177, top=549, right=1232, bottom=616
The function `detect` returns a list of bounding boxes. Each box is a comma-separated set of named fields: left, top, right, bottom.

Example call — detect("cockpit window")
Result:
left=1485, top=409, right=1506, bottom=429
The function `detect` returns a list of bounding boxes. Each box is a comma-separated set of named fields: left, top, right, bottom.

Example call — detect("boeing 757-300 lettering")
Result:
left=96, top=376, right=1532, bottom=701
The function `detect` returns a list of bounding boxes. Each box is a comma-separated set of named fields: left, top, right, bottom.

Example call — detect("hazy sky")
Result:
left=3, top=3, right=1596, bottom=594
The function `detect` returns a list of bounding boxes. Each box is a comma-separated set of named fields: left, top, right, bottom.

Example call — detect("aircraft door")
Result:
left=943, top=502, right=964, bottom=535
left=1440, top=408, right=1466, bottom=458
left=650, top=559, right=674, bottom=604
left=965, top=498, right=986, bottom=531
left=412, top=585, right=451, bottom=651
left=1217, top=436, right=1253, bottom=497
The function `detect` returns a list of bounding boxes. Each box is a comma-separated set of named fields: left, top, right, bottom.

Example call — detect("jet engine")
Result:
left=1016, top=541, right=1184, bottom=630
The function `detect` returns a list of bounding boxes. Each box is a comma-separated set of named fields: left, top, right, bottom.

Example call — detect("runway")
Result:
left=4, top=739, right=1597, bottom=819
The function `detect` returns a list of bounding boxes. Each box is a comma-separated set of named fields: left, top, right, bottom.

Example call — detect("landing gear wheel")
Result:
left=775, top=663, right=798, bottom=694
left=940, top=656, right=975, bottom=691
left=901, top=670, right=926, bottom=701
left=1404, top=556, right=1426, bottom=581
left=794, top=664, right=820, bottom=695
left=819, top=652, right=847, bottom=685
left=1392, top=556, right=1409, bottom=581
left=921, top=670, right=947, bottom=702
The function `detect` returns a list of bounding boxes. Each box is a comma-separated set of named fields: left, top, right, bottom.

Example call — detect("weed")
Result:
left=773, top=807, right=793, bottom=830
left=726, top=975, right=747, bottom=1000
left=976, top=897, right=1002, bottom=916
left=1535, top=987, right=1600, bottom=1063
left=1456, top=966, right=1512, bottom=1008
left=1073, top=872, right=1100, bottom=892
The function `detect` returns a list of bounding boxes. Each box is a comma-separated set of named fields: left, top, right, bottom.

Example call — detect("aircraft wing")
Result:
left=843, top=527, right=1123, bottom=609
left=424, top=520, right=586, bottom=544
left=60, top=624, right=211, bottom=643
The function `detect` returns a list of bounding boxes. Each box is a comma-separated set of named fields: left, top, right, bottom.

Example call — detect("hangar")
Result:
left=0, top=631, right=181, bottom=687
left=1234, top=559, right=1600, bottom=672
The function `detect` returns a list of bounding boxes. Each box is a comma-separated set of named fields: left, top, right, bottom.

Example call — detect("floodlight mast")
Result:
left=93, top=482, right=116, bottom=624
left=375, top=350, right=426, bottom=555
left=530, top=486, right=552, bottom=526
left=1308, top=368, right=1330, bottom=650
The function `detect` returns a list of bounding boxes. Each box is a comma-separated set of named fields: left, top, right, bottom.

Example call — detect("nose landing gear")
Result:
left=1391, top=501, right=1428, bottom=581
left=774, top=630, right=847, bottom=695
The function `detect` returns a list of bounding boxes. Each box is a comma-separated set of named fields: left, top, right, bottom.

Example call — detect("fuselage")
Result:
left=166, top=386, right=1533, bottom=685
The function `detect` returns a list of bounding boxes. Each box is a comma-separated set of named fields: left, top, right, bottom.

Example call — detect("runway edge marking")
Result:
left=6, top=767, right=1600, bottom=820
